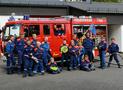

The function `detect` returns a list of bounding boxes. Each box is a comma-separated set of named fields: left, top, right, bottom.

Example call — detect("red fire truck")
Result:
left=3, top=16, right=107, bottom=58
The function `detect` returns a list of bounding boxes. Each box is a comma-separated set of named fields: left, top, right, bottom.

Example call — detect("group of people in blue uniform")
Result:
left=5, top=34, right=55, bottom=77
left=5, top=32, right=121, bottom=77
left=60, top=33, right=121, bottom=71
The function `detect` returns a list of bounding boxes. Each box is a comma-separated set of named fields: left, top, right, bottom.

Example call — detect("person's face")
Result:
left=86, top=33, right=90, bottom=38
left=111, top=39, right=115, bottom=43
left=20, top=34, right=24, bottom=39
left=33, top=35, right=36, bottom=39
left=51, top=58, right=54, bottom=63
left=73, top=35, right=77, bottom=40
left=85, top=56, right=89, bottom=60
left=63, top=40, right=67, bottom=44
left=26, top=37, right=29, bottom=40
left=27, top=41, right=31, bottom=45
left=44, top=37, right=48, bottom=42
left=11, top=36, right=14, bottom=41
left=58, top=28, right=62, bottom=30
left=71, top=40, right=75, bottom=46
left=101, top=38, right=105, bottom=42
left=37, top=42, right=41, bottom=47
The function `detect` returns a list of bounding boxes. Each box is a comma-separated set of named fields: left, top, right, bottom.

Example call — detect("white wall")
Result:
left=108, top=25, right=123, bottom=52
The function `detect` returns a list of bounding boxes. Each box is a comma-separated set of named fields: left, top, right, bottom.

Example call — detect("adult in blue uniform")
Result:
left=31, top=34, right=37, bottom=48
left=5, top=35, right=15, bottom=74
left=108, top=38, right=121, bottom=68
left=98, top=37, right=107, bottom=69
left=15, top=34, right=25, bottom=73
left=83, top=33, right=94, bottom=62
left=69, top=40, right=78, bottom=70
left=33, top=41, right=45, bottom=75
left=23, top=40, right=34, bottom=77
left=42, top=37, right=51, bottom=67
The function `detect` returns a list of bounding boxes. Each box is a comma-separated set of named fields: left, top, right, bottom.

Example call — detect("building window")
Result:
left=43, top=24, right=50, bottom=35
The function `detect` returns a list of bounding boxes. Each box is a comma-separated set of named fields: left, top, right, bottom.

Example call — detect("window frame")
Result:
left=23, top=24, right=40, bottom=37
left=53, top=24, right=66, bottom=36
left=4, top=24, right=21, bottom=37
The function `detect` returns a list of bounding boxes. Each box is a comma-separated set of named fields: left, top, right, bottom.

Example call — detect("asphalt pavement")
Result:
left=0, top=55, right=123, bottom=90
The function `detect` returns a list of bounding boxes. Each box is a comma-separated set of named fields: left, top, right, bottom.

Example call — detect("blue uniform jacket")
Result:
left=23, top=45, right=33, bottom=57
left=42, top=42, right=50, bottom=52
left=108, top=43, right=119, bottom=54
left=98, top=41, right=107, bottom=52
left=16, top=38, right=25, bottom=51
left=31, top=39, right=37, bottom=48
left=73, top=39, right=78, bottom=46
left=6, top=41, right=15, bottom=54
left=80, top=47, right=85, bottom=55
left=69, top=46, right=78, bottom=56
left=81, top=60, right=90, bottom=68
left=33, top=47, right=43, bottom=60
left=83, top=38, right=94, bottom=51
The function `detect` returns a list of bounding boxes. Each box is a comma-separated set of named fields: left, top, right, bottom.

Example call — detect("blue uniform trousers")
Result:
left=99, top=51, right=106, bottom=68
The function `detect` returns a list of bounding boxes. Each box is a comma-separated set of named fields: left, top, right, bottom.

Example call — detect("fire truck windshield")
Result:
left=4, top=24, right=20, bottom=37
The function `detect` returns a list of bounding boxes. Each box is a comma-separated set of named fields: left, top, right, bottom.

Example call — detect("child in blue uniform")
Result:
left=23, top=40, right=34, bottom=77
left=77, top=45, right=85, bottom=67
left=60, top=39, right=69, bottom=69
left=80, top=55, right=95, bottom=71
left=33, top=41, right=45, bottom=75
left=98, top=37, right=107, bottom=69
left=69, top=40, right=78, bottom=70
left=47, top=57, right=62, bottom=74
left=108, top=38, right=121, bottom=68
left=5, top=35, right=15, bottom=74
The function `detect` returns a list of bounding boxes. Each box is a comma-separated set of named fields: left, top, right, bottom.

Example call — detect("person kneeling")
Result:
left=47, top=57, right=62, bottom=74
left=80, top=55, right=95, bottom=72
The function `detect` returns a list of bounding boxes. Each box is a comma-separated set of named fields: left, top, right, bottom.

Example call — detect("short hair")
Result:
left=111, top=37, right=115, bottom=40
left=32, top=34, right=37, bottom=37
left=84, top=54, right=89, bottom=59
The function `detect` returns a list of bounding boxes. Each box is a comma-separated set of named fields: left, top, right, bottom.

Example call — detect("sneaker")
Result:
left=40, top=71, right=45, bottom=75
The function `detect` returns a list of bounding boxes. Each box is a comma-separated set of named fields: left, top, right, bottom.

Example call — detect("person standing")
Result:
left=83, top=33, right=94, bottom=62
left=33, top=41, right=45, bottom=75
left=60, top=39, right=69, bottom=70
left=23, top=40, right=34, bottom=77
left=15, top=34, right=25, bottom=74
left=42, top=37, right=51, bottom=68
left=31, top=34, right=37, bottom=48
left=5, top=35, right=15, bottom=74
left=69, top=40, right=78, bottom=70
left=98, top=37, right=107, bottom=69
left=108, top=38, right=121, bottom=68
